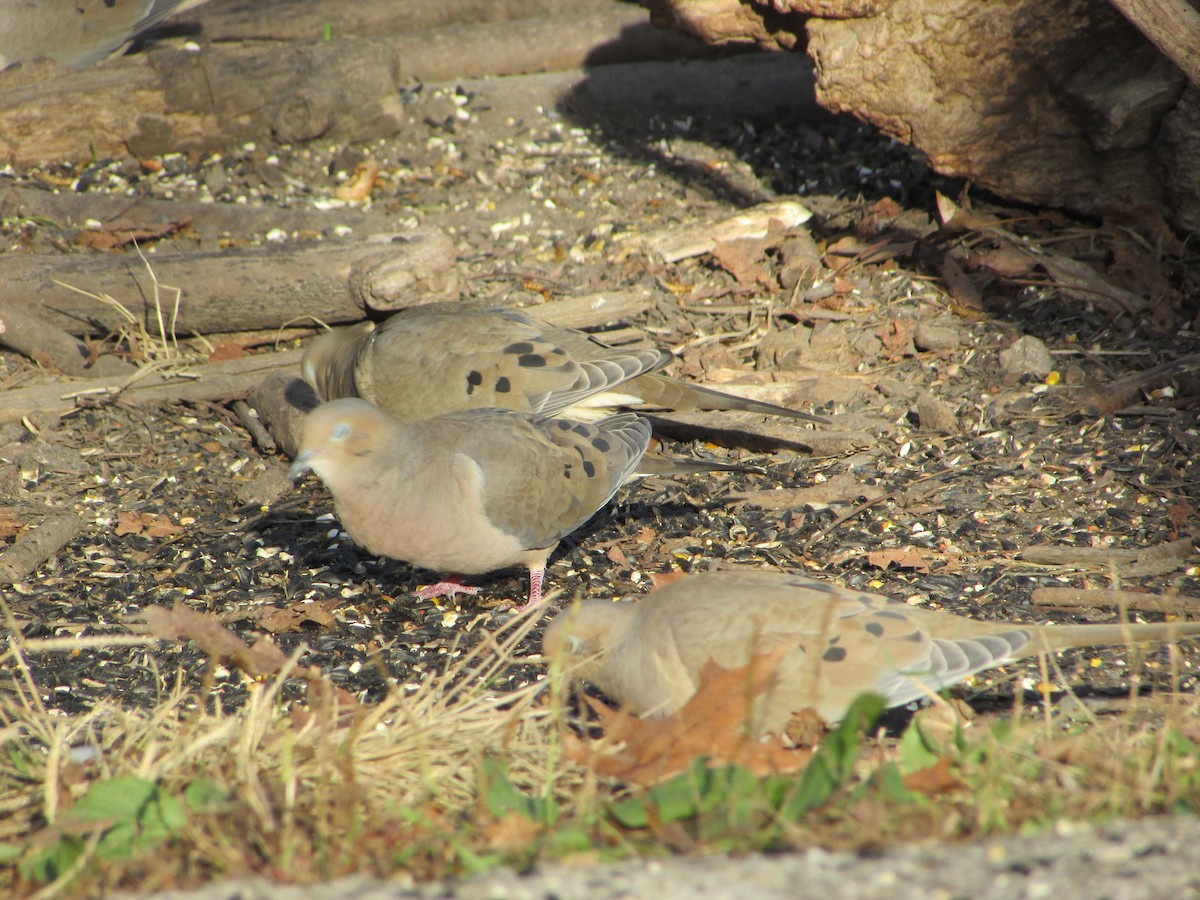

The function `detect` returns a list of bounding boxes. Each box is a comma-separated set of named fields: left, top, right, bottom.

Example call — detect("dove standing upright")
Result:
left=0, top=0, right=211, bottom=68
left=288, top=399, right=652, bottom=609
left=543, top=570, right=1200, bottom=732
left=301, top=303, right=827, bottom=424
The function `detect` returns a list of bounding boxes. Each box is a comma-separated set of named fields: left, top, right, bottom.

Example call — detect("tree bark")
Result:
left=642, top=0, right=1200, bottom=233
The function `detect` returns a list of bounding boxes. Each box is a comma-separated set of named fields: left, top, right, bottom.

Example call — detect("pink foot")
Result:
left=514, top=568, right=546, bottom=612
left=414, top=576, right=480, bottom=601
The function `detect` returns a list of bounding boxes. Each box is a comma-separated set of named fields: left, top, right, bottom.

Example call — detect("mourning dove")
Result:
left=543, top=570, right=1200, bottom=731
left=0, top=0, right=210, bottom=69
left=301, top=303, right=827, bottom=424
left=288, top=398, right=652, bottom=608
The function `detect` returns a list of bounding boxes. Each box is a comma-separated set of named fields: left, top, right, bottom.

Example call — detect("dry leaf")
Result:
left=568, top=648, right=815, bottom=785
left=75, top=220, right=184, bottom=250
left=0, top=506, right=24, bottom=542
left=336, top=160, right=381, bottom=202
left=902, top=755, right=963, bottom=797
left=866, top=547, right=932, bottom=572
left=247, top=602, right=337, bottom=634
left=115, top=511, right=183, bottom=538
left=207, top=340, right=248, bottom=362
left=134, top=601, right=295, bottom=678
left=647, top=570, right=690, bottom=590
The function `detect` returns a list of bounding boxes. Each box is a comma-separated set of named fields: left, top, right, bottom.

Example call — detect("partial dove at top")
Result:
left=643, top=0, right=1200, bottom=233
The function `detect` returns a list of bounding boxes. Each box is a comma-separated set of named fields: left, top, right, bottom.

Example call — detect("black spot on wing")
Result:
left=865, top=622, right=885, bottom=637
left=519, top=354, right=546, bottom=368
left=496, top=377, right=511, bottom=393
left=466, top=370, right=482, bottom=394
left=583, top=461, right=596, bottom=478
left=504, top=342, right=535, bottom=354
left=823, top=646, right=847, bottom=662
left=591, top=437, right=611, bottom=453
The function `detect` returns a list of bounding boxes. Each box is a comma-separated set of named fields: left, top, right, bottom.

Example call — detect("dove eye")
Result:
left=331, top=423, right=351, bottom=441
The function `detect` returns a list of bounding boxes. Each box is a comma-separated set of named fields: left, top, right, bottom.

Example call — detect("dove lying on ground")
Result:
left=543, top=570, right=1200, bottom=732
left=301, top=303, right=827, bottom=424
left=0, top=0, right=210, bottom=68
left=288, top=398, right=652, bottom=609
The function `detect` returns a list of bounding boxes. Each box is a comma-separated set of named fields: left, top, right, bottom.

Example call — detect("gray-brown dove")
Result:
left=288, top=398, right=652, bottom=609
left=543, top=570, right=1200, bottom=732
left=300, top=303, right=827, bottom=424
left=0, top=0, right=210, bottom=68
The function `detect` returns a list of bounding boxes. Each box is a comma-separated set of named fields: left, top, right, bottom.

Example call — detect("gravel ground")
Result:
left=134, top=814, right=1200, bottom=900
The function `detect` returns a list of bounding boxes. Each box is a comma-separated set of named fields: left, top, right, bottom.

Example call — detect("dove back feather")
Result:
left=301, top=304, right=827, bottom=423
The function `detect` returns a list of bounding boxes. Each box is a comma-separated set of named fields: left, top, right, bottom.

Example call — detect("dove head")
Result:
left=542, top=599, right=638, bottom=675
left=289, top=399, right=396, bottom=486
left=301, top=321, right=377, bottom=402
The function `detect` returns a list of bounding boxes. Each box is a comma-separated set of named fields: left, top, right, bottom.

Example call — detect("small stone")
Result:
left=914, top=320, right=962, bottom=351
left=999, top=334, right=1053, bottom=377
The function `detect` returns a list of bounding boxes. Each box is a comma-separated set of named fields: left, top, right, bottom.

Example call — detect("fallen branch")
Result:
left=1031, top=587, right=1200, bottom=616
left=0, top=513, right=84, bottom=583
left=0, top=233, right=458, bottom=337
left=0, top=301, right=136, bottom=378
left=0, top=349, right=303, bottom=425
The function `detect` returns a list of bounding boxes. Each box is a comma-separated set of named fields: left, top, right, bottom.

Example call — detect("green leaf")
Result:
left=20, top=835, right=84, bottom=884
left=184, top=779, right=228, bottom=813
left=0, top=842, right=22, bottom=865
left=481, top=758, right=558, bottom=825
left=454, top=842, right=499, bottom=876
left=779, top=692, right=885, bottom=820
left=71, top=777, right=157, bottom=824
left=898, top=720, right=943, bottom=774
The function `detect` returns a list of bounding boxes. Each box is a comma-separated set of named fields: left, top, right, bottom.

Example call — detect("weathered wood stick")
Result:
left=0, top=513, right=85, bottom=583
left=1031, top=587, right=1200, bottom=616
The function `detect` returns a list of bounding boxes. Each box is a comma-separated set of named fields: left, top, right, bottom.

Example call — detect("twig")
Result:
left=0, top=513, right=84, bottom=584
left=1031, top=587, right=1200, bottom=616
left=232, top=399, right=278, bottom=455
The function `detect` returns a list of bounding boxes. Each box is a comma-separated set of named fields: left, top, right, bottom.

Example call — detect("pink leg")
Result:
left=516, top=567, right=545, bottom=611
left=414, top=575, right=480, bottom=601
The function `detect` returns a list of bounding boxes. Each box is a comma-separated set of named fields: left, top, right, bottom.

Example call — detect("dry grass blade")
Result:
left=0, top=603, right=571, bottom=890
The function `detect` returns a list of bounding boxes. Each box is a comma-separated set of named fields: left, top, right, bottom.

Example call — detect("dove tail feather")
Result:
left=1022, top=621, right=1200, bottom=655
left=633, top=374, right=829, bottom=424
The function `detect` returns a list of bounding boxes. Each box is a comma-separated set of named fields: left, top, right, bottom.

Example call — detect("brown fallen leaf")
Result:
left=336, top=160, right=381, bottom=202
left=647, top=569, right=690, bottom=590
left=75, top=220, right=185, bottom=251
left=207, top=340, right=248, bottom=362
left=866, top=547, right=932, bottom=572
left=567, top=648, right=815, bottom=785
left=245, top=602, right=338, bottom=635
left=133, top=601, right=297, bottom=679
left=902, top=755, right=963, bottom=798
left=115, top=511, right=183, bottom=538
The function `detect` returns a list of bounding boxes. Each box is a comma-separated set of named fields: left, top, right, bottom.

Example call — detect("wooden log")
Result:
left=1031, top=587, right=1200, bottom=615
left=0, top=301, right=136, bottom=378
left=0, top=513, right=85, bottom=583
left=0, top=348, right=303, bottom=425
left=644, top=0, right=1199, bottom=233
left=0, top=232, right=458, bottom=337
left=0, top=0, right=711, bottom=167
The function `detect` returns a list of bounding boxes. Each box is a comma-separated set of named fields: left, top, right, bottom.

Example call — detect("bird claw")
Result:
left=414, top=580, right=480, bottom=601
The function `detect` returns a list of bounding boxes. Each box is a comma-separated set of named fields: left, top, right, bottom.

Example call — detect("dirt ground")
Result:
left=2, top=36, right=1200, bottom=849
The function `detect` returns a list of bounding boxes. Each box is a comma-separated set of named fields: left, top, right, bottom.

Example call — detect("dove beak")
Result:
left=288, top=451, right=316, bottom=482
